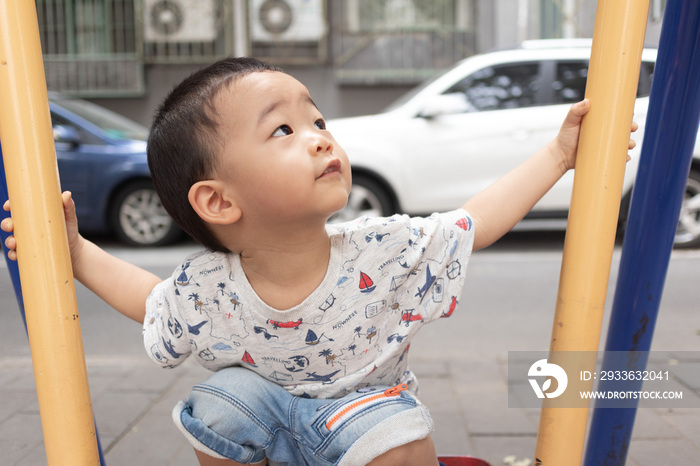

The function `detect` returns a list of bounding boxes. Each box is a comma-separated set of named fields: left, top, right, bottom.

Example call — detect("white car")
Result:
left=327, top=39, right=700, bottom=248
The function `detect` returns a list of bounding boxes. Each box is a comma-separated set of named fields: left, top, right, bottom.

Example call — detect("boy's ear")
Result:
left=188, top=180, right=242, bottom=225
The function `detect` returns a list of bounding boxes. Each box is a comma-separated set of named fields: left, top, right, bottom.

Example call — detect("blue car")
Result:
left=50, top=93, right=181, bottom=246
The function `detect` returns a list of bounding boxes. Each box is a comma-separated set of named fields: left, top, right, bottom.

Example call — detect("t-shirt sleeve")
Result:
left=399, top=209, right=475, bottom=322
left=143, top=276, right=192, bottom=368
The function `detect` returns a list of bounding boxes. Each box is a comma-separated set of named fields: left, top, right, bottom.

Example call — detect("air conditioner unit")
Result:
left=250, top=0, right=326, bottom=42
left=143, top=0, right=217, bottom=42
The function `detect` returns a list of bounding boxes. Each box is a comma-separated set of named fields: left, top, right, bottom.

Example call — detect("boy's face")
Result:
left=212, top=71, right=352, bottom=224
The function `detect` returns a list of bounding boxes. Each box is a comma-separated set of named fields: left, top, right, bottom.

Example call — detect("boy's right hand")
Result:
left=4, top=190, right=159, bottom=324
left=2, top=191, right=85, bottom=263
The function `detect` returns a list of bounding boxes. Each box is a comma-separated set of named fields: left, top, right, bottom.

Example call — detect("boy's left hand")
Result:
left=553, top=99, right=638, bottom=173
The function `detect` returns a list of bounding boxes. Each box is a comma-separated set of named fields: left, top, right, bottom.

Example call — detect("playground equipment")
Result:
left=536, top=0, right=700, bottom=465
left=585, top=1, right=700, bottom=464
left=0, top=1, right=100, bottom=464
left=534, top=0, right=651, bottom=463
left=0, top=148, right=106, bottom=464
left=439, top=457, right=491, bottom=466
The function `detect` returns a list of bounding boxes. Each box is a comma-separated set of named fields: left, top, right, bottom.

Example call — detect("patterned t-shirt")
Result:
left=143, top=209, right=474, bottom=398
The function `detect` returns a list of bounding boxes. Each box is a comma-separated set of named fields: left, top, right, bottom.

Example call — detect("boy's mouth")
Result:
left=318, top=160, right=341, bottom=178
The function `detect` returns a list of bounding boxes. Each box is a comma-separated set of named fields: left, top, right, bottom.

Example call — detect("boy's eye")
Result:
left=315, top=119, right=326, bottom=130
left=272, top=124, right=292, bottom=137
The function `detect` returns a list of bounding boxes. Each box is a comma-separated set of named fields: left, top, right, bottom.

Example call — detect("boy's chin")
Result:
left=327, top=196, right=350, bottom=214
left=325, top=205, right=352, bottom=223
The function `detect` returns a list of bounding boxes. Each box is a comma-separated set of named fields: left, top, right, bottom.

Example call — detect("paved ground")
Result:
left=1, top=237, right=699, bottom=465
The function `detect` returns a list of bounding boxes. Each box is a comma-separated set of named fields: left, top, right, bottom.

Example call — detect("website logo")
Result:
left=528, top=359, right=568, bottom=399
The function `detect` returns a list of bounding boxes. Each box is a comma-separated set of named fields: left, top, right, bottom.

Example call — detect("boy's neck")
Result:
left=236, top=224, right=332, bottom=310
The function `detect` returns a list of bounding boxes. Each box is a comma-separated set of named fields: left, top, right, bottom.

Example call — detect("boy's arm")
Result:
left=464, top=99, right=636, bottom=251
left=463, top=138, right=574, bottom=252
left=71, top=238, right=161, bottom=324
left=3, top=191, right=161, bottom=324
left=61, top=191, right=161, bottom=324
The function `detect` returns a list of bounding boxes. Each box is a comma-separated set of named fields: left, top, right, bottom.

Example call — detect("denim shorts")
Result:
left=173, top=367, right=434, bottom=465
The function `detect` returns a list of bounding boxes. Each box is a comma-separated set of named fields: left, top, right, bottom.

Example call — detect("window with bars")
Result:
left=38, top=0, right=144, bottom=96
left=330, top=0, right=477, bottom=85
left=38, top=0, right=138, bottom=55
left=36, top=0, right=237, bottom=97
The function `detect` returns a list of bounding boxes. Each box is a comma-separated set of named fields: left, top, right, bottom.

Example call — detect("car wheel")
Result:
left=329, top=174, right=395, bottom=223
left=110, top=180, right=181, bottom=247
left=675, top=169, right=700, bottom=248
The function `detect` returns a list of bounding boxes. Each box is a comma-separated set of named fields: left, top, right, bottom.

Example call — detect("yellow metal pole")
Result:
left=533, top=1, right=650, bottom=465
left=0, top=2, right=99, bottom=465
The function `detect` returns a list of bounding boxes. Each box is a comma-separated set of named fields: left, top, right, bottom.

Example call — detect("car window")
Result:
left=443, top=62, right=541, bottom=111
left=51, top=113, right=103, bottom=146
left=552, top=59, right=656, bottom=104
left=553, top=61, right=589, bottom=104
left=50, top=96, right=149, bottom=141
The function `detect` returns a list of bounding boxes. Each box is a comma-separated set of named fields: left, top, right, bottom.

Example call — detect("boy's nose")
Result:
left=310, top=134, right=333, bottom=155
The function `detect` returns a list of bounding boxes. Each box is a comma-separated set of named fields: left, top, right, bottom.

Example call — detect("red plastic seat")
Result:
left=438, top=456, right=491, bottom=466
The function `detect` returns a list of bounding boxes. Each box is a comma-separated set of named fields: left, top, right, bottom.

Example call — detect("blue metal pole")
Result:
left=0, top=145, right=27, bottom=329
left=583, top=1, right=700, bottom=464
left=1, top=144, right=107, bottom=465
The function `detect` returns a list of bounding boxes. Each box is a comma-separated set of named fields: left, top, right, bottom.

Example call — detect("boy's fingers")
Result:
left=563, top=99, right=590, bottom=127
left=1, top=217, right=13, bottom=233
left=572, top=98, right=590, bottom=114
left=631, top=121, right=639, bottom=132
left=3, top=200, right=10, bottom=211
left=62, top=191, right=77, bottom=213
left=4, top=234, right=16, bottom=251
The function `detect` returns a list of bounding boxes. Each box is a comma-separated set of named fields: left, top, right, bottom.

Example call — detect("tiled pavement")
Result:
left=2, top=241, right=699, bottom=465
left=3, top=354, right=700, bottom=465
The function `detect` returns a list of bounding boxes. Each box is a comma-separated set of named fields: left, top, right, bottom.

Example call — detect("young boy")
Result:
left=3, top=57, right=635, bottom=465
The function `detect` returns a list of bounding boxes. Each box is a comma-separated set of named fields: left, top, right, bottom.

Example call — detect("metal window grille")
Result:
left=330, top=0, right=477, bottom=85
left=37, top=0, right=238, bottom=96
left=38, top=0, right=145, bottom=97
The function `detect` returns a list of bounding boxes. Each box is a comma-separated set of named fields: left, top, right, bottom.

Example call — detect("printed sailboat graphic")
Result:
left=306, top=329, right=334, bottom=345
left=241, top=350, right=257, bottom=367
left=359, top=271, right=376, bottom=293
left=455, top=217, right=472, bottom=231
left=177, top=270, right=189, bottom=286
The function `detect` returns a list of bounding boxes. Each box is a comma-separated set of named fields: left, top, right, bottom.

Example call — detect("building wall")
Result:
left=89, top=0, right=665, bottom=128
left=91, top=64, right=415, bottom=128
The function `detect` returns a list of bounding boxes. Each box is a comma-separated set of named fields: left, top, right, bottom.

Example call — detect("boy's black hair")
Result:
left=147, top=57, right=282, bottom=251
